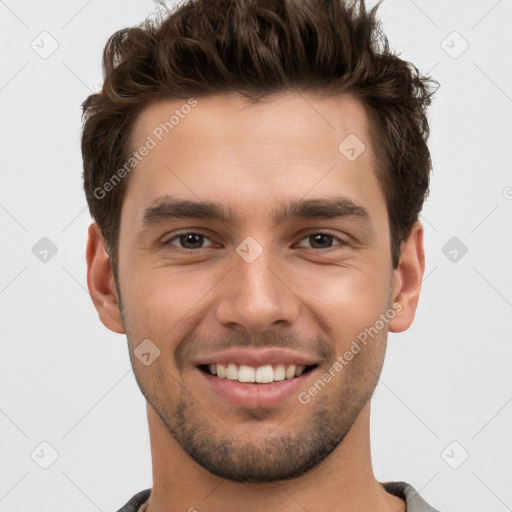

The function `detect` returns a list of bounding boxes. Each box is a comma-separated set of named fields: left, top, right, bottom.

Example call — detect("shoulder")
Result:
left=116, top=489, right=151, bottom=512
left=117, top=483, right=446, bottom=512
left=381, top=481, right=444, bottom=512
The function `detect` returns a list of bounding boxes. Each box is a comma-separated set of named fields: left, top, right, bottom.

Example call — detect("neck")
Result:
left=144, top=402, right=405, bottom=512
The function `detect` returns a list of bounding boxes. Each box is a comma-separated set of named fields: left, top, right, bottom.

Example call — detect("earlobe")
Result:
left=86, top=223, right=125, bottom=334
left=388, top=221, right=425, bottom=333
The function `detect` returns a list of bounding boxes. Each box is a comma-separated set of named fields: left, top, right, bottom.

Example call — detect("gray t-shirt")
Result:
left=116, top=481, right=443, bottom=511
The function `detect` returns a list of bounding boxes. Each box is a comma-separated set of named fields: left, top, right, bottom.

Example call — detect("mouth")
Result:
left=196, top=362, right=319, bottom=408
left=198, top=362, right=318, bottom=384
left=192, top=348, right=321, bottom=408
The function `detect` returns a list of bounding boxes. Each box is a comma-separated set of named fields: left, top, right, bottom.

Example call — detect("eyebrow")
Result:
left=141, top=195, right=372, bottom=228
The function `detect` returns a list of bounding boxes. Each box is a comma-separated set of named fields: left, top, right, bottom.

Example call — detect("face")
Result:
left=89, top=91, right=423, bottom=483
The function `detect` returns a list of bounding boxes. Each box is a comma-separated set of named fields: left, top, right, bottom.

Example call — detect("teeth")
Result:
left=226, top=363, right=238, bottom=380
left=285, top=364, right=296, bottom=379
left=208, top=363, right=312, bottom=383
left=216, top=363, right=226, bottom=378
left=238, top=365, right=255, bottom=383
left=255, top=365, right=273, bottom=383
left=273, top=364, right=285, bottom=381
left=295, top=365, right=306, bottom=377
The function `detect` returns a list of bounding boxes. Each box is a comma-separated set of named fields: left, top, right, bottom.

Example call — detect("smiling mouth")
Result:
left=198, top=363, right=317, bottom=384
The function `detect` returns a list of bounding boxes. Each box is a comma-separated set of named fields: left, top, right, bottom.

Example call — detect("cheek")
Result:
left=288, top=261, right=391, bottom=342
left=121, top=267, right=219, bottom=343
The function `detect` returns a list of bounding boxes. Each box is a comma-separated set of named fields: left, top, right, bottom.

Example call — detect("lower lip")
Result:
left=197, top=367, right=315, bottom=408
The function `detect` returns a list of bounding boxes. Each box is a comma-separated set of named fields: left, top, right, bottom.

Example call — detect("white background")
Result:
left=0, top=1, right=511, bottom=510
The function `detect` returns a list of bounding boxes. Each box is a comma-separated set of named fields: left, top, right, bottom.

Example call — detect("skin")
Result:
left=87, top=91, right=424, bottom=512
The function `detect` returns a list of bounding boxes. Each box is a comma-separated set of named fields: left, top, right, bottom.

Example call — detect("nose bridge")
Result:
left=215, top=240, right=301, bottom=333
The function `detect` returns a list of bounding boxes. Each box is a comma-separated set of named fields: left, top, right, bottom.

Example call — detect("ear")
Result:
left=388, top=221, right=425, bottom=333
left=86, top=223, right=125, bottom=334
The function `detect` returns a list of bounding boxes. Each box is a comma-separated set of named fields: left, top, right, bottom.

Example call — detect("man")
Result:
left=82, top=0, right=441, bottom=510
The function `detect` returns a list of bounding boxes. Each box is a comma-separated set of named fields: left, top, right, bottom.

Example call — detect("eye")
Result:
left=163, top=231, right=347, bottom=252
left=165, top=232, right=216, bottom=250
left=296, top=232, right=346, bottom=250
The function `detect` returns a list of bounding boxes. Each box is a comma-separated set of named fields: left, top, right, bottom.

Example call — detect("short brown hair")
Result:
left=81, top=0, right=438, bottom=275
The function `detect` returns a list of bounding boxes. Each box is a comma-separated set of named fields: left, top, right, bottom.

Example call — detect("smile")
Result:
left=199, top=363, right=317, bottom=383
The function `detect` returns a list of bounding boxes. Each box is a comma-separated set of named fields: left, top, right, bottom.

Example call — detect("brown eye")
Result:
left=309, top=233, right=334, bottom=249
left=296, top=232, right=345, bottom=250
left=166, top=232, right=214, bottom=250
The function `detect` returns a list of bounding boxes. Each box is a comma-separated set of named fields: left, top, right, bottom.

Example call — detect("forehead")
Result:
left=131, top=91, right=371, bottom=158
left=123, top=91, right=386, bottom=228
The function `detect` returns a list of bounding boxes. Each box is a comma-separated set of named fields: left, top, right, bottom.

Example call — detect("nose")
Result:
left=214, top=246, right=302, bottom=334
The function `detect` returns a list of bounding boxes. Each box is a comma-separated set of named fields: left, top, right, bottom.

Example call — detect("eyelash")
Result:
left=163, top=230, right=348, bottom=253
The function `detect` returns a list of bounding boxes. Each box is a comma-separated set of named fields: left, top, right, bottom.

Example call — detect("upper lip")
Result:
left=192, top=348, right=320, bottom=368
